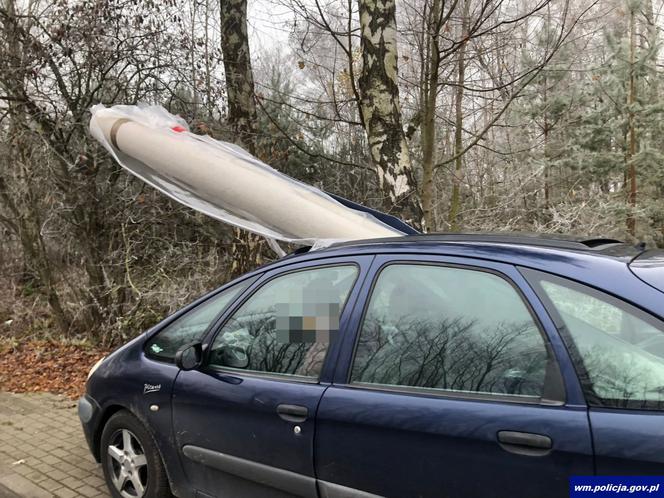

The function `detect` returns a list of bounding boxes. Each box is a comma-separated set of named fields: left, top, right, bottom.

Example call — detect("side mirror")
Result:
left=175, top=342, right=203, bottom=371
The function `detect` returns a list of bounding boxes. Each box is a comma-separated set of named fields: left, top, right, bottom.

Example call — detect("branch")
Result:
left=255, top=94, right=373, bottom=171
left=434, top=0, right=596, bottom=169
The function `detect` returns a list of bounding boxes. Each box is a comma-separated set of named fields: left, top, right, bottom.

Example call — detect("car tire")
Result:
left=100, top=410, right=173, bottom=498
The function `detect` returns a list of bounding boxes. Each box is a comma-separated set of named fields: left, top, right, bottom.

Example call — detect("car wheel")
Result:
left=100, top=410, right=172, bottom=498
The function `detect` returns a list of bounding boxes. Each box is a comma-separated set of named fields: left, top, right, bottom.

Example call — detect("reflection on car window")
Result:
left=208, top=265, right=358, bottom=378
left=537, top=277, right=664, bottom=409
left=145, top=277, right=256, bottom=361
left=351, top=264, right=548, bottom=398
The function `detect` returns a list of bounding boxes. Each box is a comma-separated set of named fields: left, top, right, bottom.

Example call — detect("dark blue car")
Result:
left=79, top=234, right=664, bottom=498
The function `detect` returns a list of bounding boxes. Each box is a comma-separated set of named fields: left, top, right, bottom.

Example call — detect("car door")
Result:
left=138, top=275, right=258, bottom=497
left=523, top=269, right=664, bottom=474
left=172, top=255, right=373, bottom=498
left=315, top=254, right=594, bottom=498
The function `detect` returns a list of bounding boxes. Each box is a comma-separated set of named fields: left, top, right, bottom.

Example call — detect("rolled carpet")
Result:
left=89, top=104, right=403, bottom=249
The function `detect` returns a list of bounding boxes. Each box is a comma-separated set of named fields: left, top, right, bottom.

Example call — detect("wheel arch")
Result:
left=95, top=404, right=183, bottom=497
left=92, top=404, right=127, bottom=461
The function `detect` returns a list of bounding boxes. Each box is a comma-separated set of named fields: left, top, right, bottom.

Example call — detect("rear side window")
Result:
left=351, top=264, right=549, bottom=398
left=145, top=277, right=256, bottom=361
left=527, top=270, right=664, bottom=410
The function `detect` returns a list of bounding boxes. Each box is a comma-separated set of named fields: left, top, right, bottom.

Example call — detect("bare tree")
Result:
left=220, top=0, right=268, bottom=274
left=448, top=0, right=470, bottom=230
left=357, top=0, right=421, bottom=223
left=220, top=0, right=258, bottom=152
left=626, top=2, right=637, bottom=236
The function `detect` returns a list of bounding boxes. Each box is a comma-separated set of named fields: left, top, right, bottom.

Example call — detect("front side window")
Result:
left=351, top=264, right=549, bottom=398
left=145, top=277, right=256, bottom=361
left=208, top=265, right=358, bottom=378
left=529, top=271, right=664, bottom=409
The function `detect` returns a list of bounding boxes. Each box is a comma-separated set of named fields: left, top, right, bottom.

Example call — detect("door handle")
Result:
left=276, top=404, right=308, bottom=423
left=497, top=430, right=552, bottom=457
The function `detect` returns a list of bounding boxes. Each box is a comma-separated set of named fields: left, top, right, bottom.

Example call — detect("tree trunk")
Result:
left=626, top=6, right=637, bottom=237
left=220, top=0, right=258, bottom=153
left=420, top=0, right=442, bottom=232
left=357, top=0, right=421, bottom=226
left=543, top=71, right=550, bottom=210
left=448, top=0, right=469, bottom=230
left=220, top=0, right=266, bottom=275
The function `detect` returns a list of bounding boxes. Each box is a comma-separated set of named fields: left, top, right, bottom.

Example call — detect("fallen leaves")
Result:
left=0, top=340, right=110, bottom=399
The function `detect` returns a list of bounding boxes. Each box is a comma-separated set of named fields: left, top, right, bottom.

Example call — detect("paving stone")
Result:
left=75, top=484, right=99, bottom=496
left=57, top=462, right=78, bottom=475
left=42, top=455, right=60, bottom=466
left=22, top=469, right=48, bottom=483
left=50, top=449, right=70, bottom=459
left=81, top=475, right=105, bottom=487
left=32, top=463, right=56, bottom=475
left=60, top=476, right=83, bottom=490
left=0, top=474, right=51, bottom=498
left=65, top=466, right=89, bottom=480
left=53, top=486, right=79, bottom=498
left=0, top=392, right=110, bottom=497
left=38, top=477, right=64, bottom=491
left=10, top=465, right=31, bottom=477
left=46, top=469, right=69, bottom=481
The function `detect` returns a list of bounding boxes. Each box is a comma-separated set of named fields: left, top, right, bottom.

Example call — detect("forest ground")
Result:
left=0, top=340, right=108, bottom=399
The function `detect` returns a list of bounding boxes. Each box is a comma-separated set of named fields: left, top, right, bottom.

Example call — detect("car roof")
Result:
left=259, top=232, right=643, bottom=283
left=327, top=232, right=637, bottom=254
left=235, top=232, right=663, bottom=322
left=300, top=232, right=642, bottom=262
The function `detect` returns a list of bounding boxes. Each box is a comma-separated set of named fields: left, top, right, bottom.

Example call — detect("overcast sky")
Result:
left=247, top=1, right=293, bottom=48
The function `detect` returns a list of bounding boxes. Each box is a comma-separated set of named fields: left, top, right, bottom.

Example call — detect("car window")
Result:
left=145, top=277, right=256, bottom=361
left=208, top=265, right=358, bottom=378
left=351, top=264, right=548, bottom=398
left=533, top=274, right=664, bottom=409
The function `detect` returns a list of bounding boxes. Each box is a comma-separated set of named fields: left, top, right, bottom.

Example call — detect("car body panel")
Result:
left=589, top=408, right=664, bottom=474
left=315, top=387, right=593, bottom=498
left=520, top=265, right=664, bottom=480
left=315, top=253, right=594, bottom=498
left=629, top=249, right=664, bottom=293
left=83, top=334, right=194, bottom=496
left=79, top=236, right=664, bottom=498
left=170, top=255, right=374, bottom=496
left=173, top=371, right=325, bottom=497
left=83, top=274, right=264, bottom=498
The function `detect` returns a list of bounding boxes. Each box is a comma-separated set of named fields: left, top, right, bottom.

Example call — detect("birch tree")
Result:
left=357, top=0, right=421, bottom=224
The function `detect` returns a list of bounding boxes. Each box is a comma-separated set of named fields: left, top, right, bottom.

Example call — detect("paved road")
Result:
left=0, top=392, right=109, bottom=498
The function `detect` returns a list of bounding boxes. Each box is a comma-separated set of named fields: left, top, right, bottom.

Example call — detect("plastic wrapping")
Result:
left=89, top=104, right=404, bottom=250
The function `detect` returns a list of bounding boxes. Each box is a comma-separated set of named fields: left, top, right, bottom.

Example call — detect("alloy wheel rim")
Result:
left=106, top=429, right=148, bottom=498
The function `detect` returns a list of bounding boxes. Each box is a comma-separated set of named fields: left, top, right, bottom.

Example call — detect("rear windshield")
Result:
left=630, top=250, right=664, bottom=293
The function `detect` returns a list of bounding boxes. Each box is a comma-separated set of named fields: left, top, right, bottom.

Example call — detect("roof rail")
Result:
left=327, top=232, right=628, bottom=252
left=418, top=233, right=625, bottom=250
